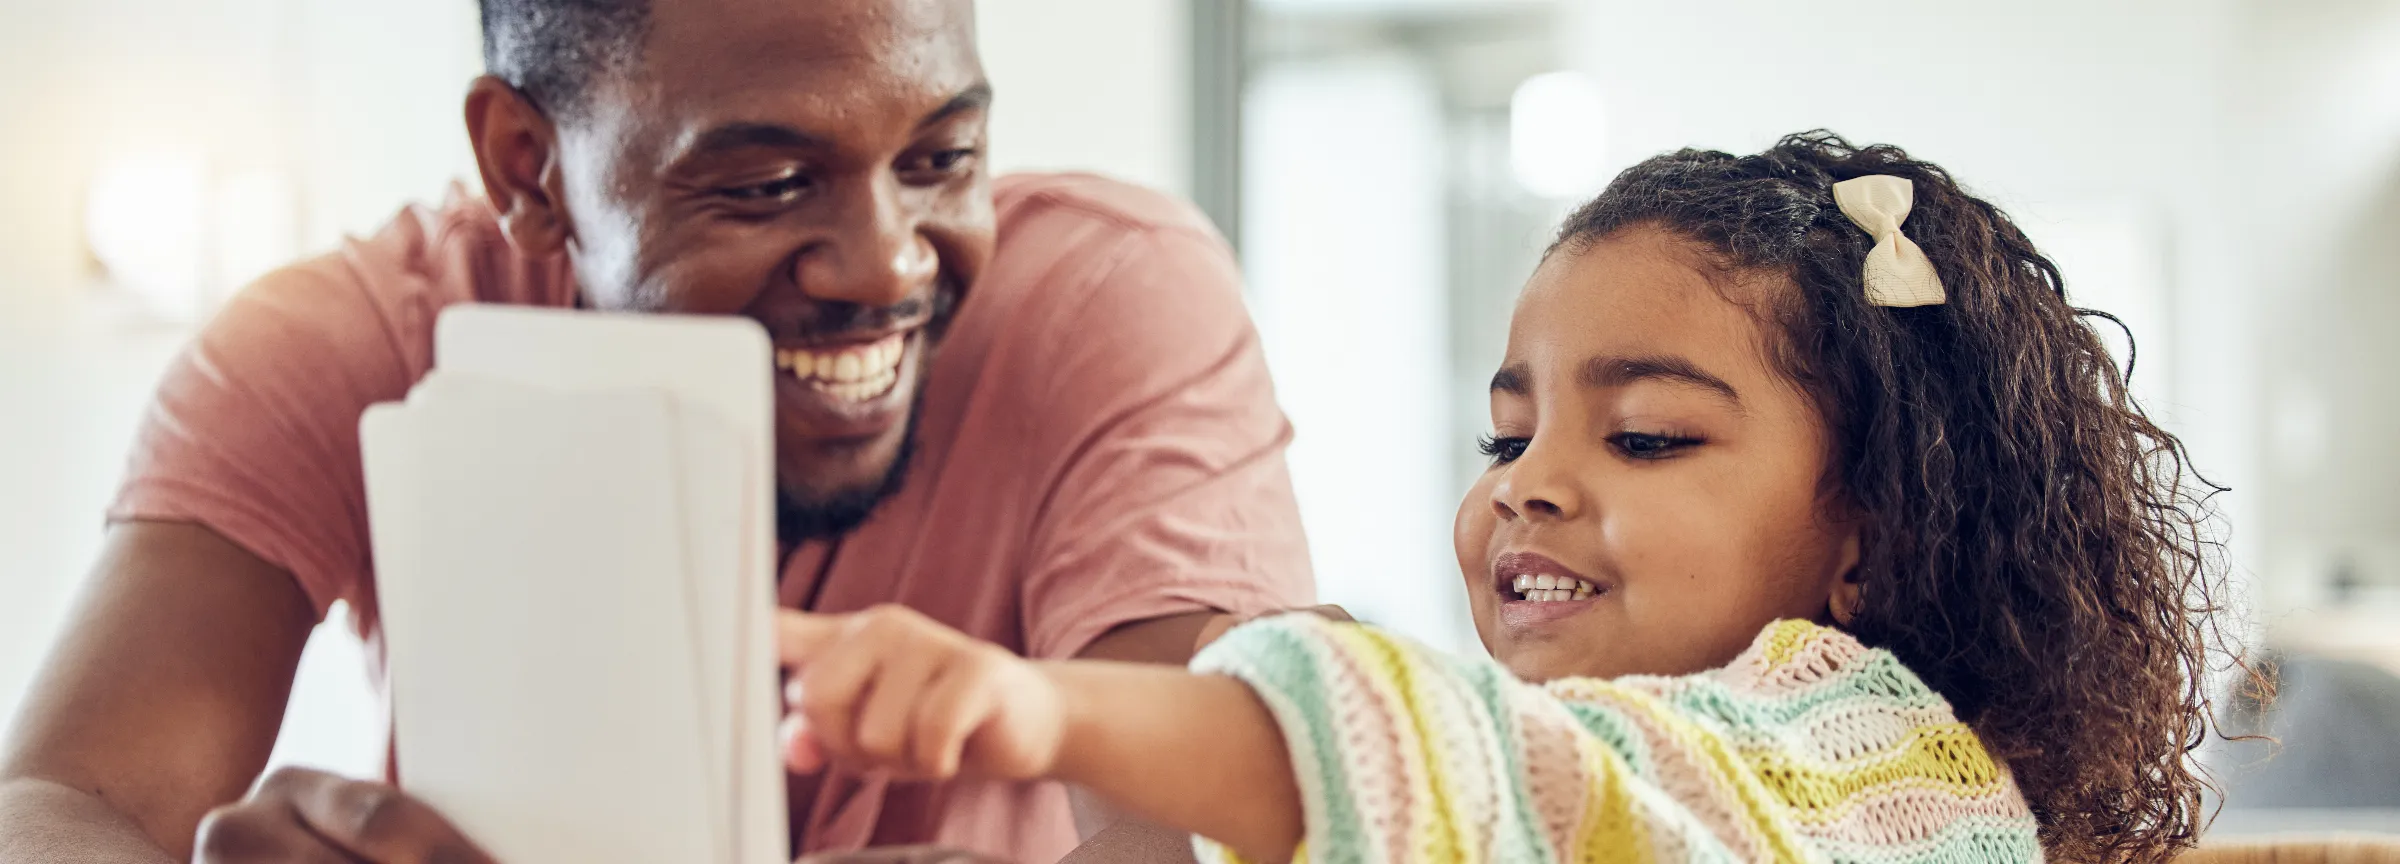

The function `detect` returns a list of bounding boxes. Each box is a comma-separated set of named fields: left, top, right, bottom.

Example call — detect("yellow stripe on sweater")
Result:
left=1328, top=624, right=1468, bottom=860
left=1739, top=723, right=2007, bottom=824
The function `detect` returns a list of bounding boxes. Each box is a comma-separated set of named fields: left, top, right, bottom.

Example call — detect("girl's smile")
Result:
left=1490, top=550, right=1609, bottom=629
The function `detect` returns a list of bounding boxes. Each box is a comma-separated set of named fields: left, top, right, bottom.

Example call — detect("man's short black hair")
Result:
left=480, top=0, right=651, bottom=116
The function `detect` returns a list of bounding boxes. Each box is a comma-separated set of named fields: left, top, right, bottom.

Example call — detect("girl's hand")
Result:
left=776, top=606, right=1064, bottom=782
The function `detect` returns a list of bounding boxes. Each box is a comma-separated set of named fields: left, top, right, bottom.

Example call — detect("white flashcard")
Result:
left=429, top=305, right=782, bottom=864
left=369, top=375, right=719, bottom=864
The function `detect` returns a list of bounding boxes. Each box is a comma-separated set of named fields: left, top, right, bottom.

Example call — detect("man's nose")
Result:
left=794, top=176, right=938, bottom=309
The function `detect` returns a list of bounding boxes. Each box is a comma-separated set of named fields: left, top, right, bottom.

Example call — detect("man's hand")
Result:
left=192, top=767, right=495, bottom=863
left=777, top=606, right=1064, bottom=782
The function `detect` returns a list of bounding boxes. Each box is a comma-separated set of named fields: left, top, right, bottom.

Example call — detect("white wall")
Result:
left=2234, top=0, right=2400, bottom=614
left=1243, top=56, right=1476, bottom=654
left=978, top=0, right=1191, bottom=196
left=0, top=0, right=479, bottom=780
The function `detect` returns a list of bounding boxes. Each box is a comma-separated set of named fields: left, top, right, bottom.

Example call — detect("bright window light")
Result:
left=1509, top=70, right=1609, bottom=200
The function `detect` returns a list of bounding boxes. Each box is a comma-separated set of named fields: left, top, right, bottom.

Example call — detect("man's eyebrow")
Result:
left=1490, top=364, right=1529, bottom=395
left=676, top=84, right=991, bottom=161
left=1579, top=354, right=1742, bottom=406
left=683, top=122, right=828, bottom=156
left=921, top=82, right=993, bottom=128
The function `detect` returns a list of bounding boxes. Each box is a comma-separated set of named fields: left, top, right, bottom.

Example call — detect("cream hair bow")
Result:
left=1832, top=175, right=1946, bottom=307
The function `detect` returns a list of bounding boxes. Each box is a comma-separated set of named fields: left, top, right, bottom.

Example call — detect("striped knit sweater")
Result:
left=1189, top=616, right=2042, bottom=863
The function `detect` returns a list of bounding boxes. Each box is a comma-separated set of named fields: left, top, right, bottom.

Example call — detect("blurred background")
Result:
left=4, top=0, right=2398, bottom=842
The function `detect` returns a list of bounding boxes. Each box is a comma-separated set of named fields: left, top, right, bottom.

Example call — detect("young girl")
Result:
left=775, top=132, right=2227, bottom=864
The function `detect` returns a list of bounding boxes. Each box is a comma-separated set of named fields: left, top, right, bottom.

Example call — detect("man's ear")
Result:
left=464, top=76, right=572, bottom=256
left=1828, top=529, right=1864, bottom=626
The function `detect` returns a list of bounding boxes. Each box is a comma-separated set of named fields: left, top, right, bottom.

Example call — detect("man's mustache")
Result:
left=771, top=278, right=962, bottom=342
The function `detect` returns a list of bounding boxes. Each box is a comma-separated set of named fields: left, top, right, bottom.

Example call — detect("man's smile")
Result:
left=775, top=332, right=908, bottom=403
left=771, top=329, right=923, bottom=440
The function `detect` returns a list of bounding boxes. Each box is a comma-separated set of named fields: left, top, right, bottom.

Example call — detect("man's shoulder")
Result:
left=258, top=187, right=568, bottom=316
left=197, top=188, right=573, bottom=401
left=992, top=172, right=1226, bottom=245
left=981, top=173, right=1240, bottom=309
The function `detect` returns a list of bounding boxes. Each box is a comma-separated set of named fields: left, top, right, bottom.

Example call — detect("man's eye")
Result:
left=1476, top=435, right=1529, bottom=465
left=929, top=148, right=976, bottom=171
left=720, top=174, right=810, bottom=202
left=1609, top=432, right=1699, bottom=460
left=904, top=148, right=979, bottom=180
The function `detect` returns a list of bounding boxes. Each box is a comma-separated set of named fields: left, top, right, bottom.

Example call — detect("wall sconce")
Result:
left=84, top=153, right=298, bottom=323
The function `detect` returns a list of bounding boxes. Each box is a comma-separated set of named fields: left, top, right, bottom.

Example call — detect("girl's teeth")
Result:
left=1507, top=575, right=1600, bottom=602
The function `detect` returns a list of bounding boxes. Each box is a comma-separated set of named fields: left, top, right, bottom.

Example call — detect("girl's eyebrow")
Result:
left=1581, top=354, right=1744, bottom=408
left=1489, top=355, right=1742, bottom=410
left=1490, top=364, right=1530, bottom=395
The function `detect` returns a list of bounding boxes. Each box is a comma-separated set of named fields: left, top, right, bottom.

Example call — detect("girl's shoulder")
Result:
left=1583, top=620, right=1948, bottom=718
left=1715, top=619, right=1941, bottom=703
left=1592, top=621, right=2046, bottom=861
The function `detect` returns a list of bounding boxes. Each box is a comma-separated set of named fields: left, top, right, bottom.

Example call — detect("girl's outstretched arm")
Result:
left=776, top=606, right=1303, bottom=862
left=1043, top=660, right=1301, bottom=860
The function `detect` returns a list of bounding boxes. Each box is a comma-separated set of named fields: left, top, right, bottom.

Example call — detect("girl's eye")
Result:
left=720, top=174, right=811, bottom=203
left=1476, top=435, right=1529, bottom=465
left=1609, top=432, right=1699, bottom=460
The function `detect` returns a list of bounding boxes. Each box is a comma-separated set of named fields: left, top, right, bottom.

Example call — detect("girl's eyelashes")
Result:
left=1475, top=434, right=1529, bottom=465
left=1476, top=431, right=1702, bottom=464
left=1608, top=431, right=1702, bottom=460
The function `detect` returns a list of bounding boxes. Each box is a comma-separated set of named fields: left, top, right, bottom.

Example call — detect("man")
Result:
left=0, top=0, right=1315, bottom=861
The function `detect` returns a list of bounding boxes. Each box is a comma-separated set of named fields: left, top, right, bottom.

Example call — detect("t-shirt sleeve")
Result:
left=1014, top=224, right=1315, bottom=661
left=1185, top=615, right=1801, bottom=864
left=108, top=256, right=415, bottom=619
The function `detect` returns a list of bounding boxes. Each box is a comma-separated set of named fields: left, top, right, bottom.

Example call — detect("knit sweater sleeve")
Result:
left=1185, top=616, right=2043, bottom=864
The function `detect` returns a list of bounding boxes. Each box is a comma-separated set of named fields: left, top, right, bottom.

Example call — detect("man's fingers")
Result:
left=777, top=611, right=848, bottom=666
left=264, top=767, right=497, bottom=864
left=793, top=846, right=1010, bottom=864
left=193, top=803, right=350, bottom=863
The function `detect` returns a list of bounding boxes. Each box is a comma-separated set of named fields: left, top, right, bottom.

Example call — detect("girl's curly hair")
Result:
left=1552, top=131, right=2233, bottom=863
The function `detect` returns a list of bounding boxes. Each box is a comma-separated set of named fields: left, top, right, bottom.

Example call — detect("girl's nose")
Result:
left=1490, top=441, right=1582, bottom=523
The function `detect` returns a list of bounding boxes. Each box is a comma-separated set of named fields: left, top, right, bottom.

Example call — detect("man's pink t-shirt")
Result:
left=109, top=173, right=1315, bottom=861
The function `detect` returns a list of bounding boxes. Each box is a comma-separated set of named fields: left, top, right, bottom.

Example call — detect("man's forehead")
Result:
left=636, top=0, right=979, bottom=101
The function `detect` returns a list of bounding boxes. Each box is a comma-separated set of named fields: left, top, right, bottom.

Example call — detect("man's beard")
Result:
left=774, top=398, right=925, bottom=546
left=770, top=274, right=958, bottom=545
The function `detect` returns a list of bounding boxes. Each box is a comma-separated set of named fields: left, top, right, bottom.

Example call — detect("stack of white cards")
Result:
left=359, top=305, right=785, bottom=864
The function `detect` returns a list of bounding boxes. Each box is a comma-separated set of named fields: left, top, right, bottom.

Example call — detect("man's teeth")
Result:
left=1509, top=573, right=1598, bottom=602
left=775, top=334, right=907, bottom=402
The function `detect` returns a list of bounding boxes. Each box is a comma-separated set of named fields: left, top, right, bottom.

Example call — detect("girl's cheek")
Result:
left=1455, top=475, right=1497, bottom=567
